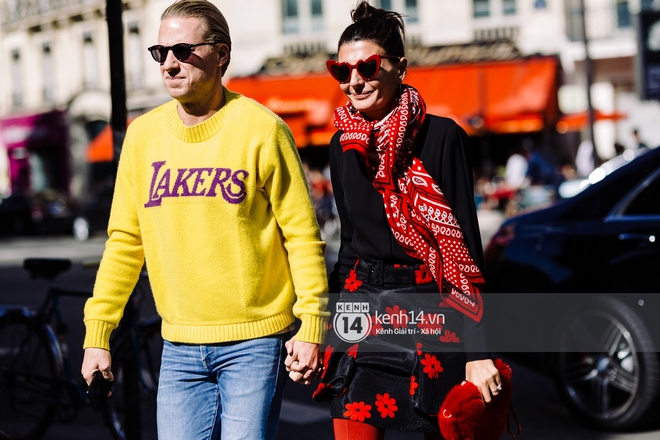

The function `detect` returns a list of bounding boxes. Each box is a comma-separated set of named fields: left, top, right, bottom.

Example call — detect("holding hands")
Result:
left=284, top=338, right=323, bottom=385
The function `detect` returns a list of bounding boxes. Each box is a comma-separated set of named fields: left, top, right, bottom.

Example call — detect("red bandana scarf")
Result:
left=334, top=85, right=485, bottom=322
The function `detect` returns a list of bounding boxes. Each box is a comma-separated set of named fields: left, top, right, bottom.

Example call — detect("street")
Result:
left=1, top=233, right=659, bottom=439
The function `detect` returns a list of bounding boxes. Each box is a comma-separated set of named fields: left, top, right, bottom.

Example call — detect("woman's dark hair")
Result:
left=338, top=1, right=405, bottom=57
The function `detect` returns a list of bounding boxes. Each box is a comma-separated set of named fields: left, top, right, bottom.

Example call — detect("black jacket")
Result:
left=329, top=115, right=489, bottom=357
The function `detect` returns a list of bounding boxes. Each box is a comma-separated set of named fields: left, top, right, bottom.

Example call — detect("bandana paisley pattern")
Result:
left=334, top=85, right=485, bottom=321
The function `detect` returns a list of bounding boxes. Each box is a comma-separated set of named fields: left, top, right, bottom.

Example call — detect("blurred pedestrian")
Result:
left=505, top=144, right=530, bottom=189
left=313, top=2, right=500, bottom=439
left=614, top=141, right=625, bottom=156
left=576, top=139, right=595, bottom=178
left=632, top=128, right=649, bottom=150
left=80, top=1, right=329, bottom=439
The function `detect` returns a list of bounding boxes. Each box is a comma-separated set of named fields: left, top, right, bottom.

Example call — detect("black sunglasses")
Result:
left=147, top=42, right=216, bottom=63
left=326, top=54, right=401, bottom=83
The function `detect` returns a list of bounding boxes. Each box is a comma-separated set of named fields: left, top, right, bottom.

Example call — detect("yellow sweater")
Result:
left=83, top=89, right=329, bottom=350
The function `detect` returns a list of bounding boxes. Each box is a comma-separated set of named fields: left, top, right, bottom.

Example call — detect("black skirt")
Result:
left=313, top=263, right=468, bottom=432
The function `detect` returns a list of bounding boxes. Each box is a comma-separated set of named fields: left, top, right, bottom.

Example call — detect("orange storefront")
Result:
left=225, top=55, right=562, bottom=147
left=86, top=54, right=623, bottom=166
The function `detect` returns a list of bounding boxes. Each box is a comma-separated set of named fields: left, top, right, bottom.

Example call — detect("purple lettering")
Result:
left=171, top=169, right=195, bottom=196
left=227, top=170, right=249, bottom=198
left=145, top=164, right=248, bottom=207
left=219, top=170, right=248, bottom=204
left=188, top=168, right=212, bottom=196
left=206, top=168, right=232, bottom=197
left=144, top=161, right=167, bottom=207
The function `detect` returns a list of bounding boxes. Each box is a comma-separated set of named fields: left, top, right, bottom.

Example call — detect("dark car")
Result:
left=0, top=191, right=74, bottom=236
left=484, top=146, right=660, bottom=430
left=72, top=187, right=113, bottom=241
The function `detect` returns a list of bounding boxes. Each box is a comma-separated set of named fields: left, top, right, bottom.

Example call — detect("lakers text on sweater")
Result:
left=144, top=160, right=249, bottom=207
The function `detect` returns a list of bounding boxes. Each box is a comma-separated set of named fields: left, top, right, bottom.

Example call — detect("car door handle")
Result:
left=618, top=233, right=656, bottom=242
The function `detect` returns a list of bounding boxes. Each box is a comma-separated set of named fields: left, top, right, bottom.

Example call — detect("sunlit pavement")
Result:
left=0, top=208, right=504, bottom=268
left=0, top=235, right=107, bottom=267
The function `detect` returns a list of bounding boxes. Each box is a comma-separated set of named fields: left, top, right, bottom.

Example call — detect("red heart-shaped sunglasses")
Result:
left=326, top=54, right=401, bottom=83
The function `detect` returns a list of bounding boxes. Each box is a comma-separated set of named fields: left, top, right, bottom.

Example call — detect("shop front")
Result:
left=0, top=109, right=70, bottom=196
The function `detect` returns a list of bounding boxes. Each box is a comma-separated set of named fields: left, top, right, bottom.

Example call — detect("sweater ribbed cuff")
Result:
left=83, top=320, right=116, bottom=351
left=294, top=314, right=329, bottom=344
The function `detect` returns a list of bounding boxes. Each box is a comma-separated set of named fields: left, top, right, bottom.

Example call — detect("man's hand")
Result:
left=284, top=338, right=321, bottom=385
left=465, top=358, right=501, bottom=404
left=81, top=347, right=114, bottom=386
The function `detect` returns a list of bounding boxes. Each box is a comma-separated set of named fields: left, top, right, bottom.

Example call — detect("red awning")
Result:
left=226, top=72, right=345, bottom=147
left=556, top=110, right=627, bottom=133
left=87, top=125, right=113, bottom=163
left=227, top=56, right=560, bottom=142
left=86, top=121, right=133, bottom=163
left=405, top=56, right=559, bottom=135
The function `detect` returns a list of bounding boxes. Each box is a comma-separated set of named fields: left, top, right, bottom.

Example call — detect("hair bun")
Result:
left=352, top=0, right=395, bottom=23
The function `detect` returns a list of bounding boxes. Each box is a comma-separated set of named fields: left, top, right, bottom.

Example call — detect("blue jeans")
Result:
left=157, top=334, right=289, bottom=440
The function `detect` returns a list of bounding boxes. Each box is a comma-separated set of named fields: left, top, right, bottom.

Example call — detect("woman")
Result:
left=313, top=2, right=501, bottom=439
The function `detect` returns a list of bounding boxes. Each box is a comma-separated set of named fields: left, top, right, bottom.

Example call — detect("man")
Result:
left=80, top=1, right=329, bottom=438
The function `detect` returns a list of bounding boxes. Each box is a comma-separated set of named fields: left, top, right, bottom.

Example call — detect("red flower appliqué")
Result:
left=312, top=381, right=332, bottom=399
left=347, top=344, right=359, bottom=359
left=410, top=375, right=419, bottom=395
left=344, top=401, right=372, bottom=422
left=385, top=305, right=408, bottom=329
left=416, top=342, right=423, bottom=356
left=375, top=393, right=398, bottom=418
left=439, top=329, right=461, bottom=343
left=321, top=345, right=334, bottom=378
left=344, top=270, right=363, bottom=292
left=421, top=353, right=443, bottom=379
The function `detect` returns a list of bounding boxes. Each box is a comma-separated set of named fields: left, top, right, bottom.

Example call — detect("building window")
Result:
left=128, top=24, right=144, bottom=89
left=641, top=0, right=654, bottom=11
left=374, top=0, right=417, bottom=23
left=405, top=0, right=418, bottom=23
left=83, top=32, right=99, bottom=87
left=11, top=49, right=23, bottom=108
left=474, top=0, right=490, bottom=18
left=617, top=0, right=631, bottom=28
left=42, top=42, right=55, bottom=103
left=311, top=0, right=323, bottom=32
left=282, top=0, right=299, bottom=34
left=503, top=0, right=516, bottom=15
left=377, top=0, right=393, bottom=10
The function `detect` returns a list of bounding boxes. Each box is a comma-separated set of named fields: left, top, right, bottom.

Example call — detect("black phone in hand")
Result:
left=86, top=371, right=113, bottom=413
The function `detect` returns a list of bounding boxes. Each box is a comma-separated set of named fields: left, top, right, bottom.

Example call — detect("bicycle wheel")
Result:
left=106, top=319, right=162, bottom=440
left=0, top=313, right=59, bottom=440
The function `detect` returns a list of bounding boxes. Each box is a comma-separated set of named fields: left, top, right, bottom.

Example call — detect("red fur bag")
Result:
left=438, top=359, right=520, bottom=440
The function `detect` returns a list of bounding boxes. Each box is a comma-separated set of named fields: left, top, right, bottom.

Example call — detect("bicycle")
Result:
left=0, top=258, right=162, bottom=440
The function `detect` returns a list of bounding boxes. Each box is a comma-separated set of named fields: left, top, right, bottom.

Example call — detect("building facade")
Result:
left=0, top=0, right=659, bottom=199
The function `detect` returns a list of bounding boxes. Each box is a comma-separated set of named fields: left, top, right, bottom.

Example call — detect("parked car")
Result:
left=72, top=187, right=113, bottom=241
left=0, top=191, right=74, bottom=236
left=484, top=146, right=660, bottom=430
left=557, top=148, right=647, bottom=199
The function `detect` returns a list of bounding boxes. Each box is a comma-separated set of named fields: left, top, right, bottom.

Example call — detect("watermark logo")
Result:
left=333, top=302, right=371, bottom=343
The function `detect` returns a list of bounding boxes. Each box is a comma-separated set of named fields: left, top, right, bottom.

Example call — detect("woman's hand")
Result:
left=284, top=338, right=322, bottom=385
left=465, top=359, right=501, bottom=404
